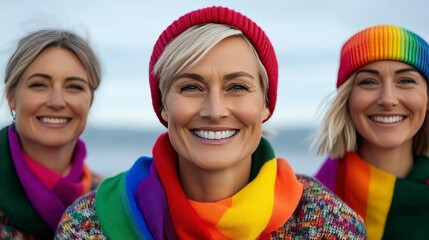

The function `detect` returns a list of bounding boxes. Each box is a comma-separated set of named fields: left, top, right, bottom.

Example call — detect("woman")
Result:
left=56, top=6, right=365, bottom=239
left=313, top=25, right=429, bottom=239
left=0, top=29, right=102, bottom=239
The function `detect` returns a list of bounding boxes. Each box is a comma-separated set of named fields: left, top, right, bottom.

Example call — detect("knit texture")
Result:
left=55, top=176, right=366, bottom=239
left=337, top=25, right=429, bottom=88
left=149, top=6, right=278, bottom=126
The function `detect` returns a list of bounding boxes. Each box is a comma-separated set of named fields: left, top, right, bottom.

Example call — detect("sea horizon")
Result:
left=81, top=126, right=325, bottom=177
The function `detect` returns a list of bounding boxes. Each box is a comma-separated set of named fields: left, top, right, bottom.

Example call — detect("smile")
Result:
left=370, top=115, right=405, bottom=124
left=193, top=130, right=237, bottom=140
left=39, top=117, right=70, bottom=124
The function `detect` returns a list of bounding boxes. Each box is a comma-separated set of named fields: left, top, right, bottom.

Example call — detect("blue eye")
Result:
left=229, top=83, right=249, bottom=91
left=180, top=84, right=201, bottom=92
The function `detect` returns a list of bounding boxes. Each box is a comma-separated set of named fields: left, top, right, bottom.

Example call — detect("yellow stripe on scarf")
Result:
left=366, top=165, right=396, bottom=240
left=217, top=158, right=277, bottom=239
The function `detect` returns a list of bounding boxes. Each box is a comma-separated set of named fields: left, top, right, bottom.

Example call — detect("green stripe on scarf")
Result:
left=382, top=156, right=429, bottom=240
left=249, top=137, right=275, bottom=181
left=0, top=126, right=52, bottom=239
left=96, top=172, right=141, bottom=239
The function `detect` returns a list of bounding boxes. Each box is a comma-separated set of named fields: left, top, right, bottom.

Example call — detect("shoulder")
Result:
left=271, top=175, right=366, bottom=239
left=55, top=191, right=106, bottom=239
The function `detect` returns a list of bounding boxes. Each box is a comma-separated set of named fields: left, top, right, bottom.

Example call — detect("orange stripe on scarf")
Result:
left=337, top=152, right=370, bottom=219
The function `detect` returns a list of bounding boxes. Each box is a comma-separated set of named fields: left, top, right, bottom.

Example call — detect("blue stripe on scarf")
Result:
left=125, top=157, right=154, bottom=240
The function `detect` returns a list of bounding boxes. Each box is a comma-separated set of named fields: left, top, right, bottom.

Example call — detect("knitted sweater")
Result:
left=55, top=175, right=366, bottom=239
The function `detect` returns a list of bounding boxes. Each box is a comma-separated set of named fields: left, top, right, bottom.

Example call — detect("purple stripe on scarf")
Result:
left=315, top=157, right=339, bottom=192
left=136, top=162, right=176, bottom=239
left=8, top=125, right=86, bottom=230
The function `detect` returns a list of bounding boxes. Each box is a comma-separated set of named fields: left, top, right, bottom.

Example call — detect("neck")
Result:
left=20, top=139, right=76, bottom=174
left=178, top=157, right=251, bottom=202
left=358, top=140, right=414, bottom=178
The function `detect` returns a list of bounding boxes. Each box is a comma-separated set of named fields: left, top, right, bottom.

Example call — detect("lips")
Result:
left=370, top=115, right=405, bottom=124
left=39, top=117, right=71, bottom=124
left=192, top=129, right=237, bottom=140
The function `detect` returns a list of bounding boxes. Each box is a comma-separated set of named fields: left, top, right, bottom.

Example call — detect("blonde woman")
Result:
left=313, top=25, right=429, bottom=239
left=0, top=29, right=102, bottom=239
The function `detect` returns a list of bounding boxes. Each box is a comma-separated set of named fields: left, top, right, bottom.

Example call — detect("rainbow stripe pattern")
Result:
left=96, top=133, right=303, bottom=239
left=337, top=25, right=429, bottom=88
left=316, top=152, right=429, bottom=239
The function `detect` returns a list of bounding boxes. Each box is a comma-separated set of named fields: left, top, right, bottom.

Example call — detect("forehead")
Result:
left=360, top=60, right=416, bottom=70
left=187, top=36, right=259, bottom=73
left=22, top=47, right=87, bottom=77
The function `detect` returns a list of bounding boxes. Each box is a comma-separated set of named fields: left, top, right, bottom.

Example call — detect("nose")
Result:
left=200, top=90, right=229, bottom=121
left=377, top=84, right=399, bottom=108
left=46, top=88, right=66, bottom=110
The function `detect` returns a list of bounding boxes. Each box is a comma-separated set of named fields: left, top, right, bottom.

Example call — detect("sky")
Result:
left=1, top=0, right=428, bottom=131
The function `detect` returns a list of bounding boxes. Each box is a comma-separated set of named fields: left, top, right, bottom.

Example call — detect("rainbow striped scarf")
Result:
left=0, top=125, right=93, bottom=239
left=96, top=133, right=303, bottom=239
left=316, top=152, right=429, bottom=239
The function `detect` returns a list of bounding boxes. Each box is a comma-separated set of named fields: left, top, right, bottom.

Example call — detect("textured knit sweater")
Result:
left=55, top=175, right=366, bottom=239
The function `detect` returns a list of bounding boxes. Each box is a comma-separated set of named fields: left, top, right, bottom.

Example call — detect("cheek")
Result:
left=232, top=97, right=266, bottom=124
left=164, top=95, right=196, bottom=123
left=71, top=96, right=92, bottom=119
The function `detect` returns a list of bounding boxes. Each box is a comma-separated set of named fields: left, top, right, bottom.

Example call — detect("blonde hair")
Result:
left=153, top=23, right=268, bottom=107
left=5, top=29, right=101, bottom=102
left=312, top=73, right=429, bottom=158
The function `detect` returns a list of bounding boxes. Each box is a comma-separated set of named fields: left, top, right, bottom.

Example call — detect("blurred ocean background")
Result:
left=81, top=126, right=324, bottom=177
left=2, top=1, right=426, bottom=178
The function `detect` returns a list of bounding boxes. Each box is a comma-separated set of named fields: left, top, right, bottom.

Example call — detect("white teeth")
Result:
left=371, top=116, right=404, bottom=123
left=194, top=130, right=236, bottom=140
left=40, top=117, right=69, bottom=124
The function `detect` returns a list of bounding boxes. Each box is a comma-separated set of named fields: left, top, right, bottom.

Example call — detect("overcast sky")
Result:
left=1, top=0, right=428, bottom=131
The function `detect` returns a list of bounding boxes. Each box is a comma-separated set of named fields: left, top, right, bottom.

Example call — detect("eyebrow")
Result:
left=27, top=73, right=89, bottom=83
left=173, top=73, right=204, bottom=82
left=355, top=67, right=419, bottom=76
left=173, top=71, right=255, bottom=82
left=223, top=71, right=255, bottom=81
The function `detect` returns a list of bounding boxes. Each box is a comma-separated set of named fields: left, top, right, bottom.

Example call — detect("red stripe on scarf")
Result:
left=153, top=133, right=212, bottom=239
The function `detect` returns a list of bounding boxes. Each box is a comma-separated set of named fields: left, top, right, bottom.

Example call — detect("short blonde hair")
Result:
left=153, top=23, right=268, bottom=107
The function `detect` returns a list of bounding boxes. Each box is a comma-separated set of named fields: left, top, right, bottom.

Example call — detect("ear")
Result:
left=7, top=93, right=16, bottom=111
left=262, top=106, right=270, bottom=122
left=161, top=107, right=168, bottom=123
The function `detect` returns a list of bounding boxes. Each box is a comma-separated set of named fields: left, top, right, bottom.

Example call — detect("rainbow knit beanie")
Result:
left=337, top=25, right=429, bottom=88
left=149, top=6, right=278, bottom=127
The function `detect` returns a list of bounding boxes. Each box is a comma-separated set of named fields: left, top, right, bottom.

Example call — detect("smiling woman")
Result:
left=0, top=29, right=102, bottom=239
left=313, top=25, right=429, bottom=239
left=55, top=6, right=365, bottom=239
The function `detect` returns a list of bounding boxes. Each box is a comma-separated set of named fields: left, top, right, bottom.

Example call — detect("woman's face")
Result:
left=162, top=36, right=270, bottom=172
left=8, top=47, right=92, bottom=150
left=349, top=60, right=428, bottom=151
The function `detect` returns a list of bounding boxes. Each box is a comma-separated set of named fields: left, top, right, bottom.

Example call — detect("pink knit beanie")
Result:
left=149, top=6, right=278, bottom=127
left=337, top=25, right=429, bottom=88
